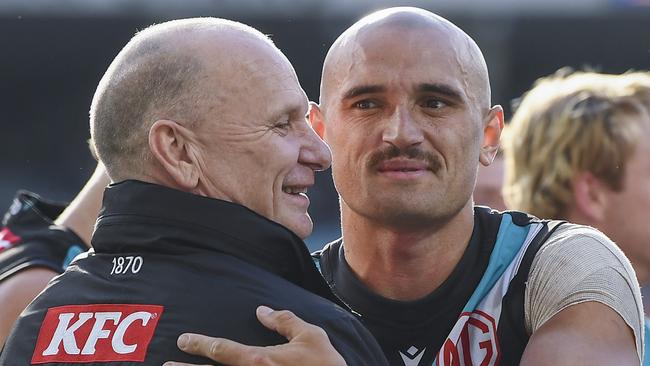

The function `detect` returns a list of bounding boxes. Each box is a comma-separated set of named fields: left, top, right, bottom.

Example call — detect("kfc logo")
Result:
left=32, top=304, right=163, bottom=363
left=436, top=310, right=501, bottom=366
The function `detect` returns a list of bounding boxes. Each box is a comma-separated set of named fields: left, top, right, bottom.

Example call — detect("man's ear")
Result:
left=148, top=120, right=200, bottom=190
left=479, top=105, right=505, bottom=166
left=308, top=102, right=326, bottom=139
left=572, top=171, right=609, bottom=223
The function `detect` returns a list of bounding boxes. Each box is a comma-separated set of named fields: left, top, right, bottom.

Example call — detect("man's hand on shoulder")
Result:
left=164, top=305, right=346, bottom=366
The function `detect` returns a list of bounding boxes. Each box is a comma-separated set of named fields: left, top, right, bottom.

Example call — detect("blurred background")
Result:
left=1, top=0, right=649, bottom=250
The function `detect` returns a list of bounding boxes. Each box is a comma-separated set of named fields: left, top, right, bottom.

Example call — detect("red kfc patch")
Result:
left=32, top=304, right=163, bottom=364
left=0, top=227, right=21, bottom=253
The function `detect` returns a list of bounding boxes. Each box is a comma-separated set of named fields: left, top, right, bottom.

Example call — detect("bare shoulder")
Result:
left=0, top=267, right=58, bottom=345
left=0, top=267, right=58, bottom=314
left=0, top=267, right=58, bottom=293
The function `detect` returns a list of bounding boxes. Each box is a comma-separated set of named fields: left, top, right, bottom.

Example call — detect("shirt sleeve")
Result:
left=524, top=224, right=644, bottom=363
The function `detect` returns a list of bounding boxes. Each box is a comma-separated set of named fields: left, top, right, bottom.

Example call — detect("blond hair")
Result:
left=617, top=71, right=650, bottom=106
left=502, top=69, right=650, bottom=219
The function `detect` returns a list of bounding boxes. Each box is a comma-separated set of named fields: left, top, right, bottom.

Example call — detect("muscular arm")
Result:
left=0, top=267, right=58, bottom=346
left=522, top=301, right=638, bottom=365
left=523, top=225, right=644, bottom=365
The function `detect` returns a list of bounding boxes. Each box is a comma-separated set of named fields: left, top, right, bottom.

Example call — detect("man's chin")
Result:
left=284, top=214, right=313, bottom=240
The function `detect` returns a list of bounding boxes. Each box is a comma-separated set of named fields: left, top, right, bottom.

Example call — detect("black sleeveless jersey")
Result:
left=0, top=191, right=86, bottom=283
left=313, top=207, right=563, bottom=366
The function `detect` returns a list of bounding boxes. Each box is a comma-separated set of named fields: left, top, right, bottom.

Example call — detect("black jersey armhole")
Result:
left=496, top=215, right=565, bottom=364
left=312, top=239, right=342, bottom=286
left=0, top=260, right=62, bottom=282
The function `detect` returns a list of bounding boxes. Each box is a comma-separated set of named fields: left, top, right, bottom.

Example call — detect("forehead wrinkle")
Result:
left=251, top=66, right=308, bottom=125
left=216, top=37, right=303, bottom=107
left=330, top=28, right=469, bottom=104
left=268, top=90, right=309, bottom=123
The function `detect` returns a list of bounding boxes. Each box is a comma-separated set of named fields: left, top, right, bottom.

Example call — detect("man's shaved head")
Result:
left=320, top=7, right=491, bottom=114
left=310, top=7, right=503, bottom=232
left=90, top=18, right=279, bottom=181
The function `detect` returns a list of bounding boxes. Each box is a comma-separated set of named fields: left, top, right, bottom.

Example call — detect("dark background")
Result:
left=1, top=1, right=649, bottom=249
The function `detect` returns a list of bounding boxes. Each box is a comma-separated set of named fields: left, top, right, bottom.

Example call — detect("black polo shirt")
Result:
left=0, top=191, right=86, bottom=283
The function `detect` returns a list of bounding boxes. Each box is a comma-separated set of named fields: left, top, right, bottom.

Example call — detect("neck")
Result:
left=341, top=201, right=475, bottom=301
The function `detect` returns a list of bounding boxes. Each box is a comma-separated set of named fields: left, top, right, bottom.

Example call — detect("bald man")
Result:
left=0, top=18, right=387, bottom=365
left=169, top=7, right=643, bottom=366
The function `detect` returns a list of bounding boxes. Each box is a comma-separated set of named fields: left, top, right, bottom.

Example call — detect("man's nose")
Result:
left=299, top=123, right=332, bottom=171
left=381, top=106, right=424, bottom=149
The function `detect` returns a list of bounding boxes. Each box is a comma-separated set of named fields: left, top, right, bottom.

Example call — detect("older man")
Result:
left=0, top=18, right=387, bottom=365
left=170, top=8, right=643, bottom=366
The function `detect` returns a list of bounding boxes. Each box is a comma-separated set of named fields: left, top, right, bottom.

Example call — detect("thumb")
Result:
left=255, top=306, right=314, bottom=341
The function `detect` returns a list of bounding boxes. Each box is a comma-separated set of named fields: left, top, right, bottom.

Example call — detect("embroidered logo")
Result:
left=0, top=227, right=21, bottom=253
left=436, top=310, right=500, bottom=366
left=32, top=304, right=163, bottom=364
left=400, top=346, right=426, bottom=366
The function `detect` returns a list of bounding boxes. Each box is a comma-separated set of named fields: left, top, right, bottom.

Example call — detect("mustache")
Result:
left=367, top=145, right=442, bottom=173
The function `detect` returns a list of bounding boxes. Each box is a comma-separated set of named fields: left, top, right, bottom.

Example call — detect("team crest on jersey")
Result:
left=31, top=304, right=163, bottom=364
left=436, top=310, right=500, bottom=366
left=0, top=227, right=21, bottom=253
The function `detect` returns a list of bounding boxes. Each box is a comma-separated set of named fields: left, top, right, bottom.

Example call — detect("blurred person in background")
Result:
left=0, top=17, right=387, bottom=366
left=0, top=163, right=107, bottom=348
left=502, top=69, right=650, bottom=366
left=167, top=7, right=643, bottom=366
left=473, top=151, right=507, bottom=210
left=621, top=73, right=650, bottom=318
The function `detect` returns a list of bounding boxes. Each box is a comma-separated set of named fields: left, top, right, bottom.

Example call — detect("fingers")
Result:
left=163, top=362, right=212, bottom=366
left=168, top=310, right=342, bottom=366
left=255, top=306, right=327, bottom=342
left=173, top=333, right=259, bottom=366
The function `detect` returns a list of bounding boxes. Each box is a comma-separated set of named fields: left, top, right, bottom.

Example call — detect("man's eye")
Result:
left=354, top=100, right=378, bottom=109
left=274, top=121, right=291, bottom=129
left=422, top=99, right=447, bottom=109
